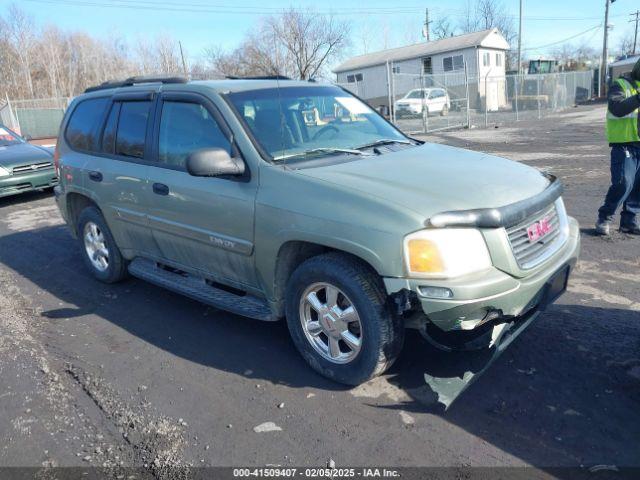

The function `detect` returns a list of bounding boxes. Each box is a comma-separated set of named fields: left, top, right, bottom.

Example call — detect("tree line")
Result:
left=0, top=4, right=350, bottom=100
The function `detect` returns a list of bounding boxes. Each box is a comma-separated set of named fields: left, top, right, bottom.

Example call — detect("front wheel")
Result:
left=285, top=253, right=404, bottom=385
left=441, top=104, right=449, bottom=116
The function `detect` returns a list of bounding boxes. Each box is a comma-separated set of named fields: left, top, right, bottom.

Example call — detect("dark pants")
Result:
left=598, top=145, right=640, bottom=227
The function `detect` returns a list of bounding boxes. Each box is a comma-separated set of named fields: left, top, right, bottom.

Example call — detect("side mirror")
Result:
left=186, top=148, right=245, bottom=177
left=23, top=134, right=33, bottom=142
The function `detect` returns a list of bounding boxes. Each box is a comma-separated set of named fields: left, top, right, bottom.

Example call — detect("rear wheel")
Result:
left=77, top=207, right=128, bottom=283
left=441, top=104, right=449, bottom=116
left=285, top=253, right=404, bottom=385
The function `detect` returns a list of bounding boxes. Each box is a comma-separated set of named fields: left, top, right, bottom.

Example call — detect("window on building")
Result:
left=443, top=55, right=464, bottom=72
left=346, top=73, right=363, bottom=83
left=392, top=66, right=400, bottom=74
left=422, top=57, right=432, bottom=74
left=483, top=52, right=491, bottom=67
left=65, top=97, right=109, bottom=152
left=158, top=101, right=231, bottom=169
left=115, top=101, right=151, bottom=159
left=496, top=53, right=503, bottom=67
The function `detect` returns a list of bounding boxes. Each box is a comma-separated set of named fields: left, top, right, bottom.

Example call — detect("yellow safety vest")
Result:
left=606, top=78, right=640, bottom=144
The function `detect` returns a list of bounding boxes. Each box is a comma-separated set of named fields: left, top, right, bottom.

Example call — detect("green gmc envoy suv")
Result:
left=54, top=76, right=580, bottom=385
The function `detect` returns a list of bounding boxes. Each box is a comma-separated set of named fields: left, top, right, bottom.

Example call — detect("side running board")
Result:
left=128, top=258, right=275, bottom=321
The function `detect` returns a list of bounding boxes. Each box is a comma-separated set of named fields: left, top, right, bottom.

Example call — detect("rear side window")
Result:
left=158, top=101, right=231, bottom=168
left=115, top=101, right=151, bottom=158
left=65, top=97, right=109, bottom=152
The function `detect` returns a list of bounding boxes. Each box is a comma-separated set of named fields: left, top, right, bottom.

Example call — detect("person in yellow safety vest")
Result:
left=596, top=58, right=640, bottom=236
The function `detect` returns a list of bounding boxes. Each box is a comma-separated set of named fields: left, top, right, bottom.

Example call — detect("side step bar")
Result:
left=128, top=258, right=275, bottom=321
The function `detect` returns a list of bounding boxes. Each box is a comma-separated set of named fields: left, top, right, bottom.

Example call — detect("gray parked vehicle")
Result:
left=55, top=76, right=580, bottom=385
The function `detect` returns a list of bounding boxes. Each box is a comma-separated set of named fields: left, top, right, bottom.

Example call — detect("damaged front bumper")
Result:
left=384, top=216, right=580, bottom=338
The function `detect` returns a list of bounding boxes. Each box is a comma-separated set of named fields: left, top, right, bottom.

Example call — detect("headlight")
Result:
left=403, top=229, right=492, bottom=279
left=0, top=166, right=11, bottom=177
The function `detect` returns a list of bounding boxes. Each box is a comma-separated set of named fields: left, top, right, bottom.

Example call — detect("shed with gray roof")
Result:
left=334, top=28, right=510, bottom=111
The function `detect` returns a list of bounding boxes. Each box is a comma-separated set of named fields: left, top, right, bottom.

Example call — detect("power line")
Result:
left=522, top=24, right=603, bottom=51
left=19, top=0, right=635, bottom=20
left=21, top=0, right=425, bottom=15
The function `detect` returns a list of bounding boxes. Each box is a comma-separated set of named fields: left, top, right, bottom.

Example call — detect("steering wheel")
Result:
left=312, top=125, right=339, bottom=141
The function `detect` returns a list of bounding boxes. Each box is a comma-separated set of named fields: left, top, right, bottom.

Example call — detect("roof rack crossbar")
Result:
left=84, top=75, right=188, bottom=93
left=225, top=75, right=292, bottom=81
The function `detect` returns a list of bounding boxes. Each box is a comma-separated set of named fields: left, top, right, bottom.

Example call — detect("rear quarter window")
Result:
left=65, top=97, right=109, bottom=152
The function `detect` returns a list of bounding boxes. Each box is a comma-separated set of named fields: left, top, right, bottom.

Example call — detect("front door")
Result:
left=145, top=92, right=258, bottom=289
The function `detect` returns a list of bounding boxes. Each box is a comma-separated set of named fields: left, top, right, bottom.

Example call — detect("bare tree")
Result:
left=6, top=4, right=36, bottom=97
left=204, top=9, right=350, bottom=80
left=617, top=31, right=636, bottom=57
left=432, top=17, right=457, bottom=40
left=459, top=0, right=517, bottom=69
left=266, top=9, right=350, bottom=80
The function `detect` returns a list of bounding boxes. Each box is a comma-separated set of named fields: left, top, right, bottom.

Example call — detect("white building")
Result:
left=333, top=28, right=511, bottom=111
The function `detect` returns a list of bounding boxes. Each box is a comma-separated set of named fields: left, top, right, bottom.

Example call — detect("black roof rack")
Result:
left=225, top=75, right=292, bottom=81
left=84, top=75, right=188, bottom=93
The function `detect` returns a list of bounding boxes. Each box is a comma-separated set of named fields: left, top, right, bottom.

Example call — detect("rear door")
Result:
left=83, top=92, right=161, bottom=258
left=145, top=91, right=259, bottom=289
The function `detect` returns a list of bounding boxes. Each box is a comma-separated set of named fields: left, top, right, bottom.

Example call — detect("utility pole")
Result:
left=179, top=41, right=188, bottom=78
left=631, top=10, right=640, bottom=55
left=423, top=8, right=432, bottom=41
left=600, top=0, right=615, bottom=98
left=518, top=0, right=523, bottom=74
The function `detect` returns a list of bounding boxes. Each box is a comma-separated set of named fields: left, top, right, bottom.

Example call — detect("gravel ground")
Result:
left=0, top=103, right=638, bottom=476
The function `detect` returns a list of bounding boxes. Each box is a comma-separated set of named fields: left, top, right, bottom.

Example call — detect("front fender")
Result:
left=254, top=206, right=403, bottom=302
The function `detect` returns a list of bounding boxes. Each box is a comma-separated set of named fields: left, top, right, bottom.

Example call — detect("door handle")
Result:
left=88, top=171, right=103, bottom=182
left=152, top=183, right=169, bottom=196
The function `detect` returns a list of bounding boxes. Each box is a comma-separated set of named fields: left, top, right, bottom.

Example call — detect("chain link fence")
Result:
left=1, top=97, right=70, bottom=139
left=3, top=71, right=594, bottom=140
left=339, top=70, right=594, bottom=135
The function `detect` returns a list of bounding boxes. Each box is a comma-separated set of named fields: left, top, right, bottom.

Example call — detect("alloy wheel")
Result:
left=83, top=221, right=110, bottom=272
left=299, top=282, right=363, bottom=364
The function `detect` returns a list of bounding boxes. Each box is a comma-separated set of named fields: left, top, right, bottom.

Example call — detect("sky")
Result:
left=0, top=0, right=636, bottom=68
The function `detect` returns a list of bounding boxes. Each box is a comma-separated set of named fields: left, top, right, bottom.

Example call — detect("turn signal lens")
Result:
left=407, top=239, right=445, bottom=273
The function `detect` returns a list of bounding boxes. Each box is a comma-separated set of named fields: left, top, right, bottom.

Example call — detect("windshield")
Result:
left=227, top=85, right=408, bottom=162
left=0, top=126, right=23, bottom=147
left=405, top=90, right=426, bottom=99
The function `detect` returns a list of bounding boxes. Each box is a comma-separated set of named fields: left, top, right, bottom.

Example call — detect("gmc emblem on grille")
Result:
left=527, top=216, right=553, bottom=243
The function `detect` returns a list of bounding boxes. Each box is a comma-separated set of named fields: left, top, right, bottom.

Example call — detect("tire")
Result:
left=441, top=104, right=449, bottom=117
left=285, top=252, right=404, bottom=385
left=77, top=206, right=128, bottom=284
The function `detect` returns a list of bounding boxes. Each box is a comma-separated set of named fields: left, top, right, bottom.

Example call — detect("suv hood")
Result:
left=0, top=143, right=53, bottom=169
left=295, top=143, right=550, bottom=220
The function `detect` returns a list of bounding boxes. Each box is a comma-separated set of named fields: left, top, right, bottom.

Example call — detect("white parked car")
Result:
left=395, top=88, right=450, bottom=118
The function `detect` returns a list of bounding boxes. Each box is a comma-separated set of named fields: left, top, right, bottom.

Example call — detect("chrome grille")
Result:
left=506, top=203, right=564, bottom=269
left=12, top=162, right=53, bottom=175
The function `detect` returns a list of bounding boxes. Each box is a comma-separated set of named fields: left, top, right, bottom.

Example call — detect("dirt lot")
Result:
left=0, top=103, right=638, bottom=476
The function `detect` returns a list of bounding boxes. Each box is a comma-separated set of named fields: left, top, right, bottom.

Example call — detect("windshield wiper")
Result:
left=274, top=148, right=372, bottom=161
left=354, top=138, right=414, bottom=151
